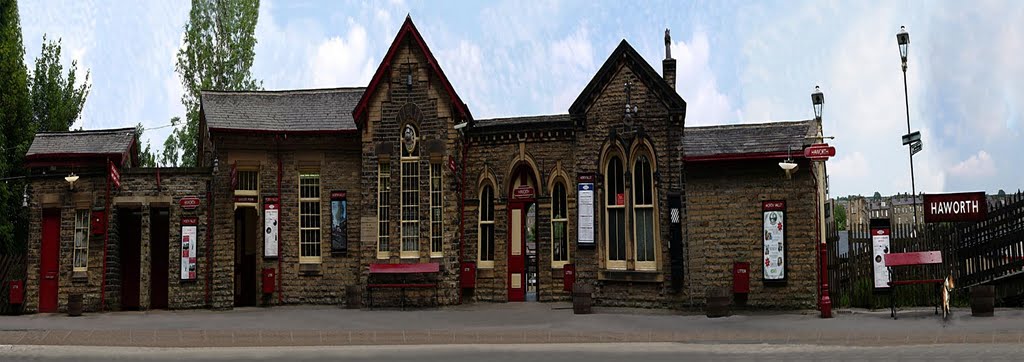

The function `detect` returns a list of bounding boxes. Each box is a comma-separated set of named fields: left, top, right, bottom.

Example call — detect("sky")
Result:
left=18, top=0, right=1024, bottom=197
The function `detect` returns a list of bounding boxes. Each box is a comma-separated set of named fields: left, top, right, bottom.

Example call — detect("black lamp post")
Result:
left=811, top=86, right=831, bottom=318
left=897, top=26, right=919, bottom=228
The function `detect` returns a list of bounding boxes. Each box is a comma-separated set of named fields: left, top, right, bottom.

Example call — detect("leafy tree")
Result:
left=29, top=35, right=90, bottom=133
left=175, top=0, right=261, bottom=167
left=161, top=117, right=181, bottom=167
left=873, top=191, right=882, bottom=199
left=0, top=0, right=33, bottom=254
left=135, top=123, right=158, bottom=167
left=834, top=203, right=847, bottom=230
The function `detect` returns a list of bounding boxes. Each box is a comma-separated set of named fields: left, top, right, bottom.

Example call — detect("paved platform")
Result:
left=1, top=303, right=1022, bottom=347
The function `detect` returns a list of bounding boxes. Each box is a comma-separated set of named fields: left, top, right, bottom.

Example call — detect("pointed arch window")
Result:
left=632, top=153, right=657, bottom=270
left=400, top=123, right=420, bottom=259
left=551, top=180, right=570, bottom=268
left=478, top=184, right=495, bottom=268
left=605, top=154, right=627, bottom=270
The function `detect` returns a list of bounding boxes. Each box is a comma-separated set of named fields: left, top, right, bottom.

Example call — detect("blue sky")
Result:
left=19, top=0, right=1023, bottom=197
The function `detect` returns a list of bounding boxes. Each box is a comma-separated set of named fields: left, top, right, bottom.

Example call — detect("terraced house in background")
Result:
left=21, top=17, right=829, bottom=313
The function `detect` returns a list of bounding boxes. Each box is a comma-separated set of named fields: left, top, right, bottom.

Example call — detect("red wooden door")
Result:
left=39, top=209, right=60, bottom=313
left=507, top=203, right=526, bottom=302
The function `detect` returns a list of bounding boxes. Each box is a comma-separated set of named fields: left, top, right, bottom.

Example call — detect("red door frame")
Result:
left=507, top=202, right=527, bottom=302
left=39, top=209, right=60, bottom=313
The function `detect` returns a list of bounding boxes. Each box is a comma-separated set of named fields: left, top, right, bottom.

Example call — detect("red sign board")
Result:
left=577, top=174, right=596, bottom=183
left=923, top=192, right=987, bottom=223
left=109, top=161, right=121, bottom=189
left=762, top=200, right=786, bottom=211
left=181, top=216, right=199, bottom=226
left=263, top=196, right=280, bottom=204
left=179, top=196, right=201, bottom=209
left=233, top=196, right=257, bottom=204
left=230, top=162, right=238, bottom=189
left=330, top=191, right=347, bottom=200
left=803, top=143, right=836, bottom=160
left=616, top=193, right=625, bottom=206
left=448, top=156, right=457, bottom=173
left=512, top=185, right=535, bottom=200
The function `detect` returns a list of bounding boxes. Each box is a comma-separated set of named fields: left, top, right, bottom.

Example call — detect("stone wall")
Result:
left=685, top=159, right=819, bottom=308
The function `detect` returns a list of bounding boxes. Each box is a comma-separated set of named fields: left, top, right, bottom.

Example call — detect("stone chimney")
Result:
left=663, top=28, right=676, bottom=90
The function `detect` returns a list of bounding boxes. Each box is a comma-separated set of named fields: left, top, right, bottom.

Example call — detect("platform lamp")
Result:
left=811, top=85, right=832, bottom=318
left=65, top=172, right=80, bottom=190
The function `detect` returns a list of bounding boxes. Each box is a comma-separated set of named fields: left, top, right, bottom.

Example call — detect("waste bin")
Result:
left=572, top=282, right=592, bottom=314
left=67, top=294, right=83, bottom=317
left=970, top=285, right=994, bottom=317
left=705, top=287, right=730, bottom=318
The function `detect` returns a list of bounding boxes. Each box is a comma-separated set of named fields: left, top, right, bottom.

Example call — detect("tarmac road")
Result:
left=3, top=342, right=1024, bottom=362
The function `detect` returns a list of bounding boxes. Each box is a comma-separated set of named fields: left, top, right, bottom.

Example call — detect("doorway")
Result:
left=39, top=209, right=60, bottom=313
left=149, top=208, right=170, bottom=309
left=507, top=163, right=539, bottom=302
left=234, top=208, right=259, bottom=307
left=118, top=208, right=143, bottom=310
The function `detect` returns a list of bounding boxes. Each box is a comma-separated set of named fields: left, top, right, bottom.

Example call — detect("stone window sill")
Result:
left=299, top=263, right=322, bottom=276
left=71, top=271, right=88, bottom=283
left=598, top=270, right=664, bottom=283
left=477, top=268, right=496, bottom=279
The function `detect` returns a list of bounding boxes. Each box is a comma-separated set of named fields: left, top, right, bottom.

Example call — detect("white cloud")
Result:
left=669, top=32, right=735, bottom=126
left=947, top=150, right=996, bottom=179
left=309, top=25, right=375, bottom=88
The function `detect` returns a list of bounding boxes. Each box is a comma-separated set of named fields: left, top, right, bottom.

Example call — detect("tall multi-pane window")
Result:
left=299, top=172, right=321, bottom=264
left=551, top=181, right=569, bottom=268
left=478, top=185, right=495, bottom=268
left=429, top=163, right=443, bottom=258
left=73, top=210, right=90, bottom=271
left=377, top=162, right=390, bottom=259
left=632, top=154, right=656, bottom=270
left=605, top=155, right=626, bottom=269
left=400, top=124, right=420, bottom=258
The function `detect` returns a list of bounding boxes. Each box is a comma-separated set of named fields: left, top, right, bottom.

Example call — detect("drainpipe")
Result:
left=205, top=178, right=213, bottom=307
left=100, top=158, right=111, bottom=311
left=277, top=134, right=283, bottom=305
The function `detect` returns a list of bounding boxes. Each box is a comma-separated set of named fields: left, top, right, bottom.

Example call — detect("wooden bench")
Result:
left=367, top=262, right=439, bottom=309
left=884, top=251, right=944, bottom=319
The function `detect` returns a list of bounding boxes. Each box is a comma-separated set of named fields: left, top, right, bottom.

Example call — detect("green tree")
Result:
left=161, top=117, right=181, bottom=167
left=0, top=0, right=33, bottom=254
left=135, top=123, right=158, bottom=167
left=834, top=203, right=847, bottom=230
left=30, top=35, right=90, bottom=133
left=175, top=0, right=262, bottom=167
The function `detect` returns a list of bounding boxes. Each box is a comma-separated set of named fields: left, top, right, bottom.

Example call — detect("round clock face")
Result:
left=403, top=124, right=417, bottom=153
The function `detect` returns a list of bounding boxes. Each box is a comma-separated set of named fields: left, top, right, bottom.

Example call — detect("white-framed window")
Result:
left=377, top=162, right=390, bottom=259
left=632, top=153, right=657, bottom=271
left=73, top=210, right=90, bottom=272
left=429, top=163, right=443, bottom=258
left=551, top=181, right=569, bottom=268
left=235, top=170, right=258, bottom=195
left=478, top=184, right=495, bottom=268
left=299, top=172, right=322, bottom=264
left=604, top=154, right=627, bottom=270
left=400, top=124, right=420, bottom=259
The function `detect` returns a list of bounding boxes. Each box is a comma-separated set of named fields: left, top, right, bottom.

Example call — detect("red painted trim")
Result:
left=684, top=151, right=799, bottom=162
left=369, top=262, right=440, bottom=274
left=207, top=127, right=358, bottom=135
left=352, top=16, right=471, bottom=128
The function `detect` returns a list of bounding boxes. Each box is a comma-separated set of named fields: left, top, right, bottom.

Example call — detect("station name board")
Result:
left=923, top=192, right=987, bottom=223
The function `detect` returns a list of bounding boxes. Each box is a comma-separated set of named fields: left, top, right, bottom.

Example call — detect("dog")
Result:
left=942, top=273, right=955, bottom=320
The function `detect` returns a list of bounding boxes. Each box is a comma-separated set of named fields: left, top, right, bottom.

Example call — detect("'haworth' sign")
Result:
left=923, top=192, right=987, bottom=223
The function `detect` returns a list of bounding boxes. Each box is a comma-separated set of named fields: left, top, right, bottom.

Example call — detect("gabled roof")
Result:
left=201, top=87, right=365, bottom=133
left=683, top=120, right=817, bottom=162
left=26, top=127, right=137, bottom=166
left=352, top=15, right=472, bottom=129
left=569, top=40, right=686, bottom=120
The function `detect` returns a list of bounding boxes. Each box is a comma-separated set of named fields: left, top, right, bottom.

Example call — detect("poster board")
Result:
left=331, top=191, right=348, bottom=253
left=263, top=196, right=279, bottom=258
left=870, top=218, right=892, bottom=291
left=577, top=176, right=595, bottom=247
left=180, top=216, right=198, bottom=281
left=762, top=201, right=787, bottom=282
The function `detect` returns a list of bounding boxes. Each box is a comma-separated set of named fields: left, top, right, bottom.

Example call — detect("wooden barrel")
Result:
left=970, top=285, right=995, bottom=317
left=705, top=288, right=730, bottom=318
left=572, top=282, right=593, bottom=314
left=67, top=294, right=83, bottom=317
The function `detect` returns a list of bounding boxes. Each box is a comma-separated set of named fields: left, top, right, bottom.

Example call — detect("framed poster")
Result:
left=263, top=196, right=279, bottom=258
left=577, top=178, right=595, bottom=246
left=870, top=218, right=892, bottom=291
left=762, top=201, right=786, bottom=282
left=331, top=191, right=348, bottom=253
left=180, top=217, right=199, bottom=281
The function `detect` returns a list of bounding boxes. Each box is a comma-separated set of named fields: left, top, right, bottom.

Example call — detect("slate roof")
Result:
left=201, top=88, right=365, bottom=133
left=472, top=114, right=572, bottom=131
left=683, top=120, right=816, bottom=161
left=26, top=128, right=136, bottom=160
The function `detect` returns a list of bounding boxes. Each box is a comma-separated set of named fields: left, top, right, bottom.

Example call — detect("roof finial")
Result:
left=664, top=28, right=672, bottom=59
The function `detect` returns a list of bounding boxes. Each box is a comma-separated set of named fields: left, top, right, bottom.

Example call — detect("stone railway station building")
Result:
left=22, top=17, right=826, bottom=313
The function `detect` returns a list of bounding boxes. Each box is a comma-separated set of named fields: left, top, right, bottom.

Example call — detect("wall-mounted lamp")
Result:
left=779, top=146, right=799, bottom=179
left=213, top=157, right=220, bottom=174
left=22, top=184, right=28, bottom=207
left=65, top=173, right=80, bottom=190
